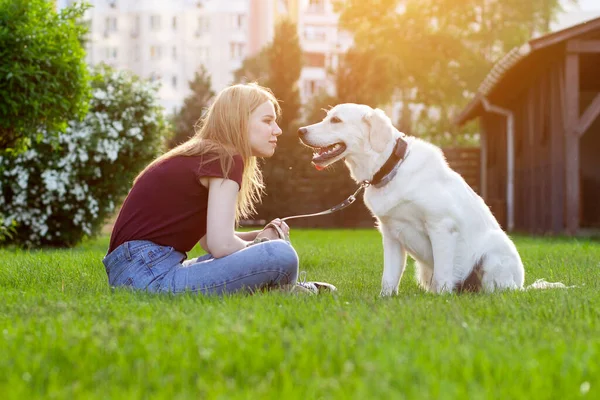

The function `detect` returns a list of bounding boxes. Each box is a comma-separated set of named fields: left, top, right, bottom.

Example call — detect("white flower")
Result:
left=0, top=67, right=164, bottom=247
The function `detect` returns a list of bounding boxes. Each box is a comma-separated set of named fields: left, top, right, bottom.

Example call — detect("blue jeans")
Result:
left=102, top=240, right=299, bottom=295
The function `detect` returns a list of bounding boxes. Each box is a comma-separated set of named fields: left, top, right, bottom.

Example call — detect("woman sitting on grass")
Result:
left=103, top=83, right=330, bottom=295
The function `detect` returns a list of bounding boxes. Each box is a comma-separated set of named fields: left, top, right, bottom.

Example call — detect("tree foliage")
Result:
left=233, top=47, right=270, bottom=86
left=0, top=0, right=91, bottom=154
left=266, top=19, right=303, bottom=134
left=335, top=46, right=396, bottom=108
left=334, top=0, right=572, bottom=143
left=0, top=65, right=168, bottom=248
left=168, top=66, right=215, bottom=148
left=247, top=19, right=305, bottom=222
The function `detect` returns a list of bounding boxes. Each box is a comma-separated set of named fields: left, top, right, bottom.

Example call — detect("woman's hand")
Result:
left=256, top=218, right=290, bottom=240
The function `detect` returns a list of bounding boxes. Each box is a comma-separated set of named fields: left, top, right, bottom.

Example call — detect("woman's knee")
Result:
left=264, top=240, right=299, bottom=280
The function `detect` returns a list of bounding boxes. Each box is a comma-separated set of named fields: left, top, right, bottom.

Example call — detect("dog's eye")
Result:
left=330, top=116, right=342, bottom=123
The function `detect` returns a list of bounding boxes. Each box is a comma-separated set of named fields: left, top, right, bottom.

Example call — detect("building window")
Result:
left=199, top=47, right=210, bottom=62
left=131, top=14, right=140, bottom=37
left=307, top=0, right=325, bottom=13
left=172, top=76, right=177, bottom=88
left=304, top=25, right=327, bottom=41
left=304, top=52, right=326, bottom=68
left=104, top=16, right=117, bottom=33
left=305, top=79, right=322, bottom=97
left=172, top=16, right=177, bottom=30
left=150, top=15, right=161, bottom=31
left=104, top=46, right=118, bottom=59
left=149, top=72, right=160, bottom=82
left=150, top=45, right=162, bottom=60
left=231, top=14, right=244, bottom=29
left=172, top=46, right=177, bottom=60
left=134, top=45, right=140, bottom=61
left=197, top=16, right=209, bottom=35
left=229, top=42, right=245, bottom=60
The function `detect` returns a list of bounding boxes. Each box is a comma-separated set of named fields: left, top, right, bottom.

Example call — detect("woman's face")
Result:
left=248, top=101, right=282, bottom=157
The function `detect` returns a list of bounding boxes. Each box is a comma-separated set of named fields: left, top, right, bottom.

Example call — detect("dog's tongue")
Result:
left=313, top=163, right=324, bottom=171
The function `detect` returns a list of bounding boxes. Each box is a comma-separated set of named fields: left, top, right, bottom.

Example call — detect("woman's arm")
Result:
left=235, top=230, right=261, bottom=241
left=205, top=177, right=249, bottom=258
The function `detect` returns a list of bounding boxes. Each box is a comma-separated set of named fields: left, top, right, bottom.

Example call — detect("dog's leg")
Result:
left=380, top=226, right=406, bottom=296
left=427, top=218, right=458, bottom=294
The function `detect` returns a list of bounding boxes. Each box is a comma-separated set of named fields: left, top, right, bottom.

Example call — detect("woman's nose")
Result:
left=273, top=123, right=282, bottom=136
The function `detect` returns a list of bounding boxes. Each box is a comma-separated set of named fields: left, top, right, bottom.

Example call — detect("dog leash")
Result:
left=281, top=180, right=371, bottom=222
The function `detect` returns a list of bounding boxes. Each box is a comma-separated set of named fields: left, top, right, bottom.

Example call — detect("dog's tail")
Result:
left=526, top=278, right=571, bottom=290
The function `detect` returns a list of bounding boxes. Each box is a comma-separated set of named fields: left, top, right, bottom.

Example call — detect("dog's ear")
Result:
left=363, top=108, right=393, bottom=153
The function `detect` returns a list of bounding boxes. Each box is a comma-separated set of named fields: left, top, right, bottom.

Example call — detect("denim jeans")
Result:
left=102, top=240, right=299, bottom=295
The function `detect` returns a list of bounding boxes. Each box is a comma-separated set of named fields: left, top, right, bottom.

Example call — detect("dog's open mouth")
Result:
left=311, top=142, right=346, bottom=165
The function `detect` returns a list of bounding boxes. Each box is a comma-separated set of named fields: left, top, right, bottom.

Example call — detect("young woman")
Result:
left=102, top=83, right=319, bottom=295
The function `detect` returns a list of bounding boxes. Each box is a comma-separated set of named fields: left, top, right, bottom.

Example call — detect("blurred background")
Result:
left=2, top=0, right=599, bottom=248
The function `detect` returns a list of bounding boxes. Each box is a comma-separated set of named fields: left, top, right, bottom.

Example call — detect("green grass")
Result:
left=1, top=230, right=599, bottom=399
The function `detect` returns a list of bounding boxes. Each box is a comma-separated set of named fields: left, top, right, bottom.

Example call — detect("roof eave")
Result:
left=453, top=94, right=483, bottom=126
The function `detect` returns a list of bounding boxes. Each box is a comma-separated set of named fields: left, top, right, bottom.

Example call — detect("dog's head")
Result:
left=297, top=103, right=395, bottom=170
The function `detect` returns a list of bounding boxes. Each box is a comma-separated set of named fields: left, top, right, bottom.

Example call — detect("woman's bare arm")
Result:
left=205, top=177, right=249, bottom=258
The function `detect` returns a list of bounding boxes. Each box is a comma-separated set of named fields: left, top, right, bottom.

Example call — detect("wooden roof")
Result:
left=454, top=16, right=600, bottom=126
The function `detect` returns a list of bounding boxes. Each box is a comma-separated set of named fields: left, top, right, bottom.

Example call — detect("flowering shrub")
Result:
left=0, top=65, right=168, bottom=247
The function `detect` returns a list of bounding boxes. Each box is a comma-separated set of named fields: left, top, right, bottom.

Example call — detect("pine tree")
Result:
left=233, top=47, right=269, bottom=85
left=256, top=19, right=305, bottom=221
left=266, top=19, right=303, bottom=135
left=168, top=66, right=214, bottom=148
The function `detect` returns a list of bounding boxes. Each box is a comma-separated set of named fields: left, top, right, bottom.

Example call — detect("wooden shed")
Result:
left=454, top=17, right=600, bottom=235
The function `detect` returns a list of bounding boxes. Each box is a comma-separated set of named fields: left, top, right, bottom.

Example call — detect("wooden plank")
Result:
left=480, top=128, right=487, bottom=200
left=527, top=86, right=536, bottom=233
left=530, top=19, right=600, bottom=50
left=550, top=61, right=565, bottom=234
left=576, top=93, right=600, bottom=136
left=565, top=53, right=580, bottom=234
left=539, top=73, right=552, bottom=233
left=566, top=40, right=600, bottom=53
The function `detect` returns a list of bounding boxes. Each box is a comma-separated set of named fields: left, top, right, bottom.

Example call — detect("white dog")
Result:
left=298, top=104, right=564, bottom=295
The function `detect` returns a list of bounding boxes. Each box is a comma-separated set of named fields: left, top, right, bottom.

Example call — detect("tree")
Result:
left=253, top=19, right=305, bottom=221
left=335, top=46, right=396, bottom=107
left=303, top=88, right=337, bottom=125
left=0, top=0, right=91, bottom=154
left=168, top=66, right=215, bottom=148
left=266, top=19, right=303, bottom=134
left=334, top=0, right=572, bottom=144
left=0, top=65, right=168, bottom=248
left=233, top=47, right=270, bottom=85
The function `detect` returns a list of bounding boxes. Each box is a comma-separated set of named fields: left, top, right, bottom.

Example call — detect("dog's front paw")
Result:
left=379, top=287, right=398, bottom=297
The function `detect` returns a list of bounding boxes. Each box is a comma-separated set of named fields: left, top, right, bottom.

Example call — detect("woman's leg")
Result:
left=157, top=239, right=299, bottom=295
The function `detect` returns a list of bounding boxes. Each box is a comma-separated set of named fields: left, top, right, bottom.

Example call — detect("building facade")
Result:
left=58, top=0, right=350, bottom=113
left=60, top=0, right=253, bottom=114
left=297, top=0, right=352, bottom=103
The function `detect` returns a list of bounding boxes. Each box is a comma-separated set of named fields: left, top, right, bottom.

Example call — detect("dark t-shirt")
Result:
left=108, top=154, right=244, bottom=255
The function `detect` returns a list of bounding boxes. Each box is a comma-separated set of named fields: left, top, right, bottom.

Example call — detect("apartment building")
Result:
left=58, top=0, right=252, bottom=114
left=297, top=0, right=352, bottom=103
left=58, top=0, right=350, bottom=111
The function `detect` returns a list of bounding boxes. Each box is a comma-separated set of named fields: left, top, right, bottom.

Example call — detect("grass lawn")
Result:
left=1, top=230, right=599, bottom=399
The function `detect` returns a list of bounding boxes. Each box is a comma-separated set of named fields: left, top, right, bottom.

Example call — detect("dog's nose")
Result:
left=298, top=127, right=307, bottom=136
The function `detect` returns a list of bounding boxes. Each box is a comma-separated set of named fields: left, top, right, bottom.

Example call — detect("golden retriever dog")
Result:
left=298, top=104, right=565, bottom=295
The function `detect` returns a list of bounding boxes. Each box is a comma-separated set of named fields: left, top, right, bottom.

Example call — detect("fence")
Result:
left=442, top=147, right=481, bottom=194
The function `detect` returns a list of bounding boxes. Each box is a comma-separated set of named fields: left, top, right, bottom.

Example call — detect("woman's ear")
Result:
left=363, top=108, right=393, bottom=153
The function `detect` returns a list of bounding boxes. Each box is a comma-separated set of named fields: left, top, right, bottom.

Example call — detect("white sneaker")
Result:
left=296, top=271, right=337, bottom=294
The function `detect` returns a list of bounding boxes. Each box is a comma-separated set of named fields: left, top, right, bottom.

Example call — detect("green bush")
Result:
left=0, top=0, right=90, bottom=153
left=0, top=65, right=168, bottom=247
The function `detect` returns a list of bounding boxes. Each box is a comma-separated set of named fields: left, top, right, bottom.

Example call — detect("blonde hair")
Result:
left=135, top=82, right=281, bottom=222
